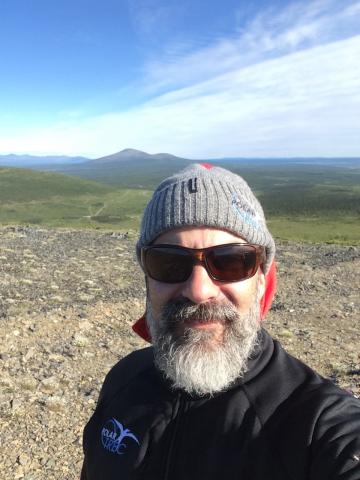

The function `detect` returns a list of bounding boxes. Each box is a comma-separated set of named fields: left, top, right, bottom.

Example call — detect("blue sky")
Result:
left=1, top=0, right=360, bottom=158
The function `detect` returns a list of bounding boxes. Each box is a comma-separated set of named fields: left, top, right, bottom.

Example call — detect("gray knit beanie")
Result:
left=136, top=163, right=275, bottom=273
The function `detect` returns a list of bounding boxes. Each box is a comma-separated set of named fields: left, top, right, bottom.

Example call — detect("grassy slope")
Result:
left=0, top=165, right=359, bottom=244
left=0, top=168, right=152, bottom=230
left=0, top=167, right=113, bottom=201
left=225, top=164, right=360, bottom=244
left=53, top=158, right=190, bottom=188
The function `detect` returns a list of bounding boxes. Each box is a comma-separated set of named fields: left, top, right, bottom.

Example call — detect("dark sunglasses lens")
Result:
left=144, top=247, right=193, bottom=283
left=207, top=245, right=258, bottom=281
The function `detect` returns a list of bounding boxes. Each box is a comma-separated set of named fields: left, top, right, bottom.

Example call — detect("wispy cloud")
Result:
left=1, top=0, right=360, bottom=157
left=126, top=0, right=185, bottom=44
left=142, top=0, right=360, bottom=94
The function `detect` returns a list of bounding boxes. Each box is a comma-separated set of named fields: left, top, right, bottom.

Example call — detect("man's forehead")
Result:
left=153, top=226, right=248, bottom=246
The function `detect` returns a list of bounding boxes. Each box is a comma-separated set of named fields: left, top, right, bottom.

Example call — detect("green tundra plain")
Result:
left=0, top=163, right=359, bottom=244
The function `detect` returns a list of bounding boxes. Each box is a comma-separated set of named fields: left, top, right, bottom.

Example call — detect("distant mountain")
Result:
left=38, top=149, right=193, bottom=188
left=2, top=149, right=359, bottom=189
left=92, top=148, right=186, bottom=164
left=0, top=154, right=90, bottom=168
left=215, top=157, right=360, bottom=167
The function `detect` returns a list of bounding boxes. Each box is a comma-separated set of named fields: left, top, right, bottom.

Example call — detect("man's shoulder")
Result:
left=247, top=332, right=359, bottom=424
left=98, top=346, right=154, bottom=406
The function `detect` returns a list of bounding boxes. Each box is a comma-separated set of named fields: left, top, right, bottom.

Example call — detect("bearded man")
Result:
left=81, top=164, right=360, bottom=479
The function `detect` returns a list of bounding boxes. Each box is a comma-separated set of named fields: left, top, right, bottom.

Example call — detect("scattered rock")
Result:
left=40, top=377, right=59, bottom=394
left=10, top=398, right=22, bottom=412
left=278, top=329, right=294, bottom=338
left=73, top=333, right=89, bottom=347
left=45, top=396, right=66, bottom=412
left=17, top=454, right=30, bottom=466
left=19, top=377, right=38, bottom=391
left=22, top=347, right=36, bottom=363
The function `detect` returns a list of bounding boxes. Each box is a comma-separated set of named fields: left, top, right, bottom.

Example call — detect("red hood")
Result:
left=132, top=260, right=277, bottom=343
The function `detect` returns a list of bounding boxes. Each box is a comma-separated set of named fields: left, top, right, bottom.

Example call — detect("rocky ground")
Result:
left=0, top=226, right=359, bottom=480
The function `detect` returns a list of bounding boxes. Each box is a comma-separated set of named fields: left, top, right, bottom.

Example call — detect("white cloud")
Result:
left=142, top=0, right=360, bottom=94
left=1, top=0, right=360, bottom=158
left=343, top=1, right=360, bottom=17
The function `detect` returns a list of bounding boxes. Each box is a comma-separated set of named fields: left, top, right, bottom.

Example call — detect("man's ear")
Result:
left=258, top=269, right=266, bottom=300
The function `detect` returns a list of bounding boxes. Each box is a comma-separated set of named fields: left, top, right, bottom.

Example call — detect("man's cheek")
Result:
left=147, top=281, right=178, bottom=313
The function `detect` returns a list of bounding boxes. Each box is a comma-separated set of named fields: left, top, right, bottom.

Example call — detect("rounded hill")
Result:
left=0, top=167, right=114, bottom=202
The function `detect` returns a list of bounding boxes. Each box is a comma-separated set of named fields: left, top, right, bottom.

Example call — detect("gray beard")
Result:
left=146, top=288, right=261, bottom=396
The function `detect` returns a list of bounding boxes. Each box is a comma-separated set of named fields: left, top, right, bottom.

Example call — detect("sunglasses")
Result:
left=140, top=243, right=265, bottom=284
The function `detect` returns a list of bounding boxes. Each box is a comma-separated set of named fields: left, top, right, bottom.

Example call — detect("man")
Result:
left=81, top=163, right=360, bottom=479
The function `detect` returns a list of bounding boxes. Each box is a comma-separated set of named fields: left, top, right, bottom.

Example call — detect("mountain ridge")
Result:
left=89, top=148, right=188, bottom=164
left=0, top=154, right=89, bottom=167
left=1, top=149, right=360, bottom=168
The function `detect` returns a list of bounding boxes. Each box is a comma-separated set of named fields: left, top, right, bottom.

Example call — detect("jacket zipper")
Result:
left=163, top=393, right=186, bottom=480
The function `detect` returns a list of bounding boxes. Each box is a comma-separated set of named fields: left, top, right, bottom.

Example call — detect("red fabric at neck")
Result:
left=259, top=260, right=276, bottom=320
left=132, top=260, right=277, bottom=343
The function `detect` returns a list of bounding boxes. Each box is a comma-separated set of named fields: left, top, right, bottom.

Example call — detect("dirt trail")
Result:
left=0, top=226, right=359, bottom=480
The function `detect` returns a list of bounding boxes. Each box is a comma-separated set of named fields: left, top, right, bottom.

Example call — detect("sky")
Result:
left=0, top=0, right=360, bottom=159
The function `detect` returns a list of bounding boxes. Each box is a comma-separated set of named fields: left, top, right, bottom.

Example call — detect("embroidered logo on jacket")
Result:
left=101, top=418, right=140, bottom=455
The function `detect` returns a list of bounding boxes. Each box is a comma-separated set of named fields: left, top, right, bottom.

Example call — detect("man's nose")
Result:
left=181, top=264, right=220, bottom=304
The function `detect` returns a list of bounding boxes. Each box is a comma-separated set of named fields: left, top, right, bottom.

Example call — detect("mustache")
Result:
left=161, top=298, right=240, bottom=326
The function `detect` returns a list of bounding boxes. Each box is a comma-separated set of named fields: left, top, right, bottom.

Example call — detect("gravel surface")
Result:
left=0, top=226, right=359, bottom=480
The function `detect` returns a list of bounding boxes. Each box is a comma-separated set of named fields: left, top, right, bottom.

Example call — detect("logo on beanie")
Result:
left=231, top=194, right=261, bottom=229
left=188, top=177, right=198, bottom=194
left=101, top=418, right=140, bottom=455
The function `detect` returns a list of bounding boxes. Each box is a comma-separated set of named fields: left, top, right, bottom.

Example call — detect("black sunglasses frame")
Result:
left=140, top=243, right=265, bottom=284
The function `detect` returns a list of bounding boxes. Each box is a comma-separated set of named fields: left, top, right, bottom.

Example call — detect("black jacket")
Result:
left=81, top=330, right=360, bottom=479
